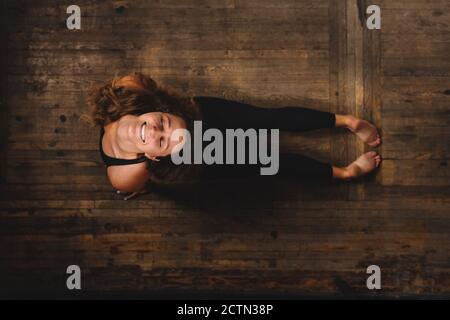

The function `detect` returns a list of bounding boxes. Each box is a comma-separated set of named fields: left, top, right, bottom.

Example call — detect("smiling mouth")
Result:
left=140, top=122, right=147, bottom=143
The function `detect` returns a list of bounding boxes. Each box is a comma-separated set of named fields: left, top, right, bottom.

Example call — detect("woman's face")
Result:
left=118, top=112, right=187, bottom=158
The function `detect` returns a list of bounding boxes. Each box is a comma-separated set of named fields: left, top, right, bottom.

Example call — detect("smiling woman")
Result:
left=85, top=72, right=203, bottom=194
left=111, top=111, right=186, bottom=160
left=85, top=72, right=382, bottom=198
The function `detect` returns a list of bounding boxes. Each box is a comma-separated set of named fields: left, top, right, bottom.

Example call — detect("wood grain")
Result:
left=0, top=0, right=449, bottom=298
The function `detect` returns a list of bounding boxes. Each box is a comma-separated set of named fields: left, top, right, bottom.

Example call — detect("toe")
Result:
left=370, top=138, right=381, bottom=147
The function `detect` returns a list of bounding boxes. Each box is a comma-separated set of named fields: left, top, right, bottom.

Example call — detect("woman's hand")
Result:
left=116, top=187, right=149, bottom=200
left=116, top=178, right=152, bottom=200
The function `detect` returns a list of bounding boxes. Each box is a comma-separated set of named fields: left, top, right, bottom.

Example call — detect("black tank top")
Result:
left=99, top=127, right=147, bottom=167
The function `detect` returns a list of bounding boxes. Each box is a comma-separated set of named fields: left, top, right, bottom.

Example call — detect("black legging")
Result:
left=192, top=96, right=335, bottom=180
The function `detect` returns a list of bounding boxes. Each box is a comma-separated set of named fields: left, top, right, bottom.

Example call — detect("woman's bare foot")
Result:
left=343, top=151, right=382, bottom=179
left=346, top=116, right=381, bottom=147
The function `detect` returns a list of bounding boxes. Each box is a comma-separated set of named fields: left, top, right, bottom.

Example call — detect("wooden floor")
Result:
left=1, top=0, right=449, bottom=298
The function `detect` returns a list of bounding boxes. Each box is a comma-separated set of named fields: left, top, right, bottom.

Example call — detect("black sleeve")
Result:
left=194, top=96, right=335, bottom=131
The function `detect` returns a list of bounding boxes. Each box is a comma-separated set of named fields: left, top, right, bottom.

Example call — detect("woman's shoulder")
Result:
left=107, top=162, right=150, bottom=193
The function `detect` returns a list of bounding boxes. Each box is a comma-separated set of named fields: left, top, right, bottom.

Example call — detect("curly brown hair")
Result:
left=84, top=72, right=201, bottom=127
left=83, top=72, right=203, bottom=184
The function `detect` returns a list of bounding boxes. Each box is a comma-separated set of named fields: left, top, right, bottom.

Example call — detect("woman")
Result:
left=86, top=73, right=381, bottom=199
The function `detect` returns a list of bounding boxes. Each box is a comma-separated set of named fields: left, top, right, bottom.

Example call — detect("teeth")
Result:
left=141, top=123, right=146, bottom=142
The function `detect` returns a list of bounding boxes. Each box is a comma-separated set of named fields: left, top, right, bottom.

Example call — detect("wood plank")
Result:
left=346, top=0, right=365, bottom=200
left=380, top=160, right=450, bottom=186
left=381, top=8, right=450, bottom=35
left=383, top=34, right=450, bottom=58
left=328, top=0, right=350, bottom=201
left=1, top=198, right=449, bottom=211
left=362, top=0, right=383, bottom=191
left=0, top=0, right=8, bottom=187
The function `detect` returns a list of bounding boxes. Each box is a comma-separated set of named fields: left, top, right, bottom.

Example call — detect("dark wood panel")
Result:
left=0, top=0, right=8, bottom=186
left=1, top=0, right=449, bottom=298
